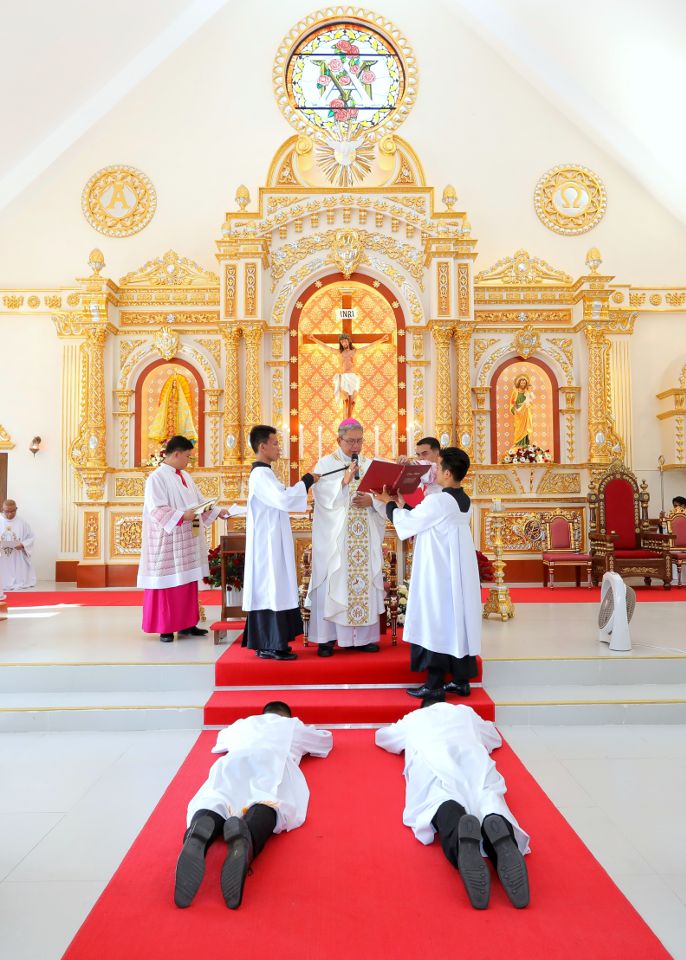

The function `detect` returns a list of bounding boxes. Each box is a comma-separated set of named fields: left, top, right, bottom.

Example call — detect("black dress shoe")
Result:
left=160, top=633, right=174, bottom=643
left=356, top=643, right=380, bottom=652
left=317, top=642, right=335, bottom=658
left=457, top=815, right=491, bottom=910
left=174, top=814, right=215, bottom=908
left=221, top=817, right=253, bottom=909
left=406, top=684, right=444, bottom=699
left=482, top=814, right=529, bottom=908
left=178, top=626, right=208, bottom=637
left=257, top=649, right=298, bottom=660
left=445, top=680, right=471, bottom=697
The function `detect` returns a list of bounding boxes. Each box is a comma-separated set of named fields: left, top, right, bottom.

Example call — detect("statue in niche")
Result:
left=148, top=373, right=198, bottom=449
left=308, top=332, right=389, bottom=417
left=509, top=375, right=535, bottom=448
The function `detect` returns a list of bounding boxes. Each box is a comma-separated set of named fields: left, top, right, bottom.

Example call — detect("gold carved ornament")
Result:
left=331, top=228, right=363, bottom=278
left=475, top=250, right=573, bottom=286
left=82, top=165, right=156, bottom=238
left=437, top=262, right=450, bottom=316
left=534, top=164, right=607, bottom=236
left=0, top=425, right=15, bottom=449
left=512, top=324, right=540, bottom=359
left=152, top=325, right=180, bottom=361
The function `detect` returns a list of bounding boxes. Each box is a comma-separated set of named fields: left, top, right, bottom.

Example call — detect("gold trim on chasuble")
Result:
left=333, top=452, right=371, bottom=626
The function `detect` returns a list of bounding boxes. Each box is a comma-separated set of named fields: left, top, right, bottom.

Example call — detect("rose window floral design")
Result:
left=280, top=17, right=414, bottom=137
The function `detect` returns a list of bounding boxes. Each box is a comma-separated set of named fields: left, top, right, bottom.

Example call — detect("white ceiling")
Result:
left=1, top=0, right=685, bottom=225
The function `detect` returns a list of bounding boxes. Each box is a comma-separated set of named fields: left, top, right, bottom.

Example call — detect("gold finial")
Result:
left=88, top=248, right=105, bottom=276
left=461, top=217, right=471, bottom=235
left=235, top=185, right=250, bottom=210
left=586, top=247, right=602, bottom=274
left=442, top=184, right=457, bottom=209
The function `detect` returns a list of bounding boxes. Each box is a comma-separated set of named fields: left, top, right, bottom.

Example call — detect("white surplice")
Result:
left=187, top=713, right=333, bottom=832
left=391, top=492, right=481, bottom=658
left=376, top=703, right=530, bottom=854
left=137, top=463, right=221, bottom=590
left=0, top=515, right=37, bottom=589
left=242, top=465, right=308, bottom=612
left=306, top=450, right=387, bottom=647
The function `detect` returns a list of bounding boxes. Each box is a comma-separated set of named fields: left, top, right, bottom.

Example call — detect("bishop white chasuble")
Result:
left=306, top=450, right=386, bottom=646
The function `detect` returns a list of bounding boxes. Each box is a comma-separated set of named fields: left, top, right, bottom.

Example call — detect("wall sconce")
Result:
left=29, top=436, right=41, bottom=456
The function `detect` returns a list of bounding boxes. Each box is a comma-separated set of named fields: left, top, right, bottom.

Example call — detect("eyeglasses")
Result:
left=340, top=436, right=363, bottom=445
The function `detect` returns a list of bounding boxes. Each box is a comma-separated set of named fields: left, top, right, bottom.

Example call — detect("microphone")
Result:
left=351, top=452, right=359, bottom=480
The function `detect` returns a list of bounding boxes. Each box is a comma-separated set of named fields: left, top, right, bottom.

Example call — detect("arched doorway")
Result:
left=490, top=356, right=560, bottom=462
left=288, top=272, right=406, bottom=480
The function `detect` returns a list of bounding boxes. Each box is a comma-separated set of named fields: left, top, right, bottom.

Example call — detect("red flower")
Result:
left=348, top=44, right=359, bottom=55
left=330, top=98, right=344, bottom=109
left=336, top=39, right=353, bottom=53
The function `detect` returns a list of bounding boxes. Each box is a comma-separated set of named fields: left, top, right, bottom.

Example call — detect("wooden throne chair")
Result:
left=587, top=461, right=672, bottom=588
left=299, top=542, right=399, bottom=645
left=661, top=507, right=686, bottom=586
left=540, top=510, right=592, bottom=588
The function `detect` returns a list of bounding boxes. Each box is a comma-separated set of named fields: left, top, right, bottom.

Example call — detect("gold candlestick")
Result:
left=482, top=505, right=515, bottom=621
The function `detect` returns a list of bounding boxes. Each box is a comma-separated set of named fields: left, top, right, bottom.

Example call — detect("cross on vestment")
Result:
left=302, top=291, right=390, bottom=418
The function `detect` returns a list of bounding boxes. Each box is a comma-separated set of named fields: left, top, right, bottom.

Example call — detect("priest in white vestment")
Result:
left=376, top=702, right=530, bottom=909
left=242, top=424, right=317, bottom=661
left=306, top=418, right=387, bottom=656
left=138, top=435, right=232, bottom=642
left=0, top=500, right=37, bottom=590
left=378, top=447, right=481, bottom=699
left=175, top=701, right=333, bottom=909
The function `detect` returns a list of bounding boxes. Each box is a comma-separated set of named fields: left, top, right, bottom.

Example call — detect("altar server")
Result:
left=376, top=702, right=530, bottom=909
left=378, top=447, right=481, bottom=698
left=306, top=418, right=387, bottom=656
left=0, top=500, right=37, bottom=590
left=242, top=424, right=317, bottom=660
left=175, top=701, right=333, bottom=909
left=138, top=435, right=232, bottom=642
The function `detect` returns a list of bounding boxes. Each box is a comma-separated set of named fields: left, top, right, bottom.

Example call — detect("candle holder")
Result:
left=482, top=507, right=515, bottom=621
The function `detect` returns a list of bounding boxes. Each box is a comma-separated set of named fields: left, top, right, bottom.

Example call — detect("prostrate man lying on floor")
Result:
left=175, top=701, right=333, bottom=909
left=376, top=701, right=530, bottom=910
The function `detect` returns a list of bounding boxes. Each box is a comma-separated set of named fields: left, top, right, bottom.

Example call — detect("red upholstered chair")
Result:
left=661, top=508, right=686, bottom=586
left=541, top=511, right=592, bottom=588
left=587, top=461, right=672, bottom=588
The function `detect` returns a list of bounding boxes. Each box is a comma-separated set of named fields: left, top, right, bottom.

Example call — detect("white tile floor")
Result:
left=0, top=725, right=684, bottom=960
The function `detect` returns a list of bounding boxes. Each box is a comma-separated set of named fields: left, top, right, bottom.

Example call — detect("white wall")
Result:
left=0, top=316, right=62, bottom=580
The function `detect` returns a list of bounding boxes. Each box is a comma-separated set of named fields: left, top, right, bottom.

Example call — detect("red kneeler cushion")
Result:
left=603, top=478, right=638, bottom=549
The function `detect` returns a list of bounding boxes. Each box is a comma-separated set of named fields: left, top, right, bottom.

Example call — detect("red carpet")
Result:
left=205, top=688, right=490, bottom=725
left=6, top=586, right=684, bottom=608
left=3, top=590, right=221, bottom=607
left=62, top=730, right=671, bottom=960
left=215, top=633, right=483, bottom=686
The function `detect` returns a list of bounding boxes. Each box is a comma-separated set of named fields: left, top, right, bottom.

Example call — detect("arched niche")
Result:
left=287, top=271, right=406, bottom=481
left=490, top=356, right=560, bottom=463
left=135, top=358, right=206, bottom=466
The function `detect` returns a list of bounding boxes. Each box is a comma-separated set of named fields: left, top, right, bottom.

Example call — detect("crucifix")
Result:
left=302, top=288, right=390, bottom=417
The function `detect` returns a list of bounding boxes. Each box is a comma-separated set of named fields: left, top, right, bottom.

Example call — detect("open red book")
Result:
left=357, top=459, right=428, bottom=496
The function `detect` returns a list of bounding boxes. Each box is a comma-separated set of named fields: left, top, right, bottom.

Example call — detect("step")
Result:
left=482, top=655, right=686, bottom=687
left=204, top=687, right=494, bottom=726
left=0, top=662, right=216, bottom=693
left=0, top=690, right=207, bottom=731
left=214, top=639, right=483, bottom=686
left=490, top=683, right=686, bottom=725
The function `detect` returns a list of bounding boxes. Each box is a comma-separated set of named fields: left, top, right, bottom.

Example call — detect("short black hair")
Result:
left=249, top=425, right=277, bottom=453
left=673, top=496, right=686, bottom=507
left=417, top=436, right=440, bottom=452
left=262, top=701, right=292, bottom=718
left=439, top=447, right=470, bottom=482
left=164, top=435, right=194, bottom=454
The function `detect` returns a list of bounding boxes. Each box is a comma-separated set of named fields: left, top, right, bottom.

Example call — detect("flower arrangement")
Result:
left=204, top=546, right=244, bottom=591
left=142, top=450, right=165, bottom=468
left=501, top=444, right=552, bottom=464
left=396, top=580, right=409, bottom=625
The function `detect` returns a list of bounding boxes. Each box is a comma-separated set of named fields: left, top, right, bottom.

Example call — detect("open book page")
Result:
left=357, top=460, right=427, bottom=495
left=187, top=497, right=219, bottom=515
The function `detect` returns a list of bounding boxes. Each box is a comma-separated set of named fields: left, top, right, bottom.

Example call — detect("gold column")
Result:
left=584, top=322, right=624, bottom=464
left=221, top=325, right=241, bottom=464
left=113, top=389, right=134, bottom=467
left=68, top=319, right=110, bottom=500
left=454, top=324, right=474, bottom=455
left=242, top=322, right=265, bottom=454
left=57, top=332, right=81, bottom=555
left=431, top=322, right=454, bottom=444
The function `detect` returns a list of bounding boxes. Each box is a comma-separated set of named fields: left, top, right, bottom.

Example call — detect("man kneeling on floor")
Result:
left=375, top=701, right=530, bottom=910
left=175, top=701, right=332, bottom=909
